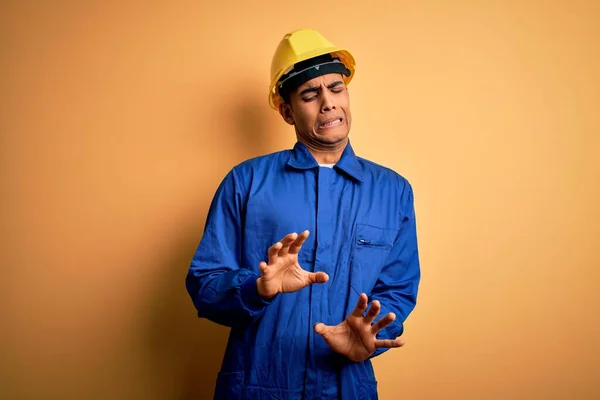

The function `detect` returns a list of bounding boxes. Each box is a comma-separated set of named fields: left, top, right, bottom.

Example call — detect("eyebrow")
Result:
left=299, top=80, right=344, bottom=96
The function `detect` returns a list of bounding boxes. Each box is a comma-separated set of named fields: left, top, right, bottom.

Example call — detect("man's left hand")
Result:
left=314, top=293, right=405, bottom=362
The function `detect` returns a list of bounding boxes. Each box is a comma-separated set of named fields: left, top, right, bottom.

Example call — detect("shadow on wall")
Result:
left=233, top=97, right=281, bottom=159
left=145, top=91, right=279, bottom=399
left=145, top=221, right=228, bottom=400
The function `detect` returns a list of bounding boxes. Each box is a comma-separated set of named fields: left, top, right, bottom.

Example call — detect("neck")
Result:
left=298, top=137, right=348, bottom=164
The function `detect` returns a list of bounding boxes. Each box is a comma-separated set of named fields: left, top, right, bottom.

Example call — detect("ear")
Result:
left=278, top=103, right=295, bottom=126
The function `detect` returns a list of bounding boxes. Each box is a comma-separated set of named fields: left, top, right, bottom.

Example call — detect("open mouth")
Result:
left=318, top=118, right=343, bottom=129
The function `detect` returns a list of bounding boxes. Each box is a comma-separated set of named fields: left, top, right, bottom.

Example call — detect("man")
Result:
left=186, top=29, right=420, bottom=400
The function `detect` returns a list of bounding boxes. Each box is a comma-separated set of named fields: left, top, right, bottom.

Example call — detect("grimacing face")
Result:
left=279, top=73, right=351, bottom=150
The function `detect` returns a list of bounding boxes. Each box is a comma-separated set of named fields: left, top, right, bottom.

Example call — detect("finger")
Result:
left=277, top=232, right=299, bottom=257
left=314, top=322, right=328, bottom=335
left=288, top=230, right=310, bottom=255
left=363, top=300, right=381, bottom=325
left=351, top=293, right=369, bottom=318
left=307, top=271, right=329, bottom=284
left=268, top=242, right=283, bottom=264
left=374, top=338, right=405, bottom=349
left=371, top=312, right=396, bottom=334
left=258, top=261, right=268, bottom=275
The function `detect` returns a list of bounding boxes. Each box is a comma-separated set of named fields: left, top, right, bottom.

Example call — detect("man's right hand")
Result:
left=256, top=231, right=329, bottom=299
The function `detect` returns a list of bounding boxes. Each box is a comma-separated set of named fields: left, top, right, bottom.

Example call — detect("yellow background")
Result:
left=1, top=1, right=599, bottom=399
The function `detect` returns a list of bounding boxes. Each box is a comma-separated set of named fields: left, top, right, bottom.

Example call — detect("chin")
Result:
left=324, top=126, right=349, bottom=138
left=317, top=132, right=349, bottom=145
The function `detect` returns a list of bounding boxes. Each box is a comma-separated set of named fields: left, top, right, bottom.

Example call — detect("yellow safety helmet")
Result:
left=268, top=29, right=356, bottom=110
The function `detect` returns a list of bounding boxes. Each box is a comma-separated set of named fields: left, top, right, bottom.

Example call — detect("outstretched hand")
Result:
left=256, top=231, right=329, bottom=299
left=314, top=293, right=405, bottom=362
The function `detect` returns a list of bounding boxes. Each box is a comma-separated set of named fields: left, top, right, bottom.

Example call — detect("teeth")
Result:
left=321, top=118, right=341, bottom=127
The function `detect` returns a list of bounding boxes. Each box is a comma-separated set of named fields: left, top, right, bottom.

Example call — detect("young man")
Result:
left=186, top=29, right=421, bottom=400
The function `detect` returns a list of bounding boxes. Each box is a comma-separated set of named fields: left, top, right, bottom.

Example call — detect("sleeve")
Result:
left=369, top=182, right=421, bottom=358
left=185, top=167, right=273, bottom=328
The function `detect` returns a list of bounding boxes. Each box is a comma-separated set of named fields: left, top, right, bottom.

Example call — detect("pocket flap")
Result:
left=356, top=224, right=397, bottom=248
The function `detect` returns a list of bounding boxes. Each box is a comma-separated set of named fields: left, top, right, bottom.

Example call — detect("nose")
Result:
left=320, top=88, right=336, bottom=112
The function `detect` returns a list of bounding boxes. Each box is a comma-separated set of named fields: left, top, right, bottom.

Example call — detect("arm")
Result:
left=369, top=182, right=421, bottom=358
left=186, top=168, right=329, bottom=328
left=185, top=168, right=271, bottom=328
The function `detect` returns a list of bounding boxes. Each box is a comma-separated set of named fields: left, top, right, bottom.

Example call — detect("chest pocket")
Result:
left=351, top=223, right=398, bottom=293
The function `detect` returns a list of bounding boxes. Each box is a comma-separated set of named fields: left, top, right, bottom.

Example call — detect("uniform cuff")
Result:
left=239, top=274, right=274, bottom=313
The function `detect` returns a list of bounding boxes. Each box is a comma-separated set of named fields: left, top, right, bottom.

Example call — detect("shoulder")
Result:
left=235, top=148, right=291, bottom=170
left=231, top=149, right=290, bottom=176
left=357, top=157, right=416, bottom=217
left=212, top=149, right=291, bottom=203
left=357, top=156, right=413, bottom=192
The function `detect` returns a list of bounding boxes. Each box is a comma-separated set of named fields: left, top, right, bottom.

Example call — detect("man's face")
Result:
left=280, top=73, right=352, bottom=149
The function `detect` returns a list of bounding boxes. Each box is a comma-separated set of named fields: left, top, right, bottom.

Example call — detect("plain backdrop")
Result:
left=1, top=1, right=599, bottom=399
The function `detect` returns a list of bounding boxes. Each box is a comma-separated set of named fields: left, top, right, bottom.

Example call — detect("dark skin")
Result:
left=254, top=73, right=405, bottom=363
left=279, top=73, right=351, bottom=164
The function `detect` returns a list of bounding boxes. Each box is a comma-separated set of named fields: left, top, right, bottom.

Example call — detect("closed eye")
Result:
left=303, top=86, right=344, bottom=102
left=299, top=80, right=345, bottom=101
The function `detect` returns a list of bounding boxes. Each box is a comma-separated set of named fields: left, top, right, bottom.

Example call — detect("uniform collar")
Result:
left=286, top=140, right=364, bottom=183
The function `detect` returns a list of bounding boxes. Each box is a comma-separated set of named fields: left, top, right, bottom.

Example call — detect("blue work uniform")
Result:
left=186, top=141, right=420, bottom=400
